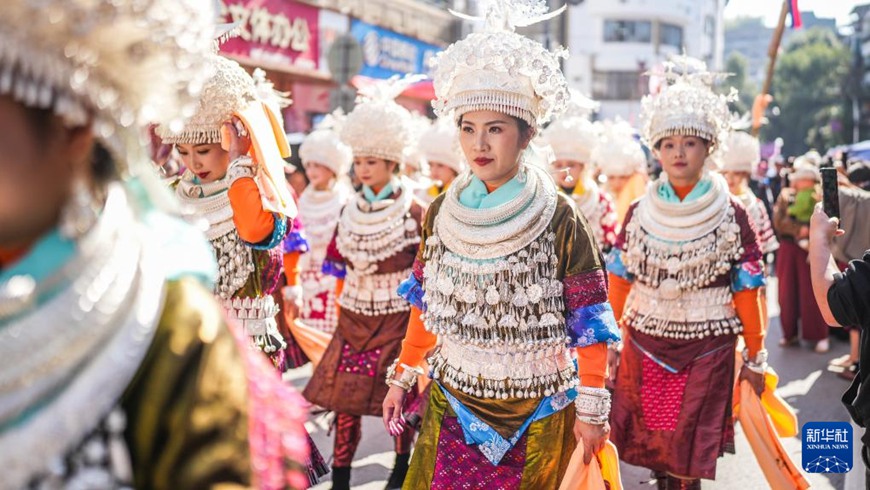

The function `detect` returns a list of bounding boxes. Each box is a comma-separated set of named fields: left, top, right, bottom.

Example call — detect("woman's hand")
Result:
left=225, top=116, right=252, bottom=161
left=573, top=419, right=610, bottom=465
left=738, top=365, right=765, bottom=395
left=382, top=385, right=408, bottom=437
left=810, top=202, right=845, bottom=244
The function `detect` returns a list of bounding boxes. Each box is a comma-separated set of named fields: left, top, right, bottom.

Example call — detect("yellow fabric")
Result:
left=760, top=369, right=799, bottom=438
left=286, top=318, right=331, bottom=367
left=732, top=356, right=799, bottom=439
left=558, top=441, right=623, bottom=490
left=233, top=102, right=296, bottom=218
left=615, top=172, right=647, bottom=225
left=735, top=381, right=809, bottom=490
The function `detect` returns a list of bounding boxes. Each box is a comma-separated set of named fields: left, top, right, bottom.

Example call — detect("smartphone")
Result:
left=820, top=166, right=840, bottom=219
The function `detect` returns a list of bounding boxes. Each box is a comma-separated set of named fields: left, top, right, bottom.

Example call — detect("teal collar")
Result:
left=658, top=176, right=713, bottom=203
left=458, top=175, right=525, bottom=210
left=363, top=179, right=396, bottom=203
left=0, top=229, right=75, bottom=295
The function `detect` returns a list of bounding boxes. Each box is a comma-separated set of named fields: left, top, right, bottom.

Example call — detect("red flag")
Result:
left=788, top=0, right=803, bottom=29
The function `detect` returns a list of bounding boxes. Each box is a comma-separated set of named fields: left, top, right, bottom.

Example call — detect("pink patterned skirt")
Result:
left=405, top=384, right=576, bottom=489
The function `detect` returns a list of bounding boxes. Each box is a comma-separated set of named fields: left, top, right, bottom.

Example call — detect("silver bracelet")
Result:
left=388, top=378, right=415, bottom=391
left=575, top=387, right=611, bottom=423
left=742, top=348, right=769, bottom=374
left=576, top=414, right=609, bottom=426
left=384, top=359, right=424, bottom=392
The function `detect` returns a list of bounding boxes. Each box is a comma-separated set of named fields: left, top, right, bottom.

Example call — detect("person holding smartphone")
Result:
left=772, top=152, right=831, bottom=352
left=809, top=203, right=870, bottom=472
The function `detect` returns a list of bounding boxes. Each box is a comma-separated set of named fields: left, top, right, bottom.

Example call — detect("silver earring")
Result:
left=516, top=162, right=528, bottom=183
left=59, top=177, right=99, bottom=240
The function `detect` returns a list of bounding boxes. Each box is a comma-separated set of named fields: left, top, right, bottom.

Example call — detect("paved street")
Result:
left=287, top=279, right=860, bottom=489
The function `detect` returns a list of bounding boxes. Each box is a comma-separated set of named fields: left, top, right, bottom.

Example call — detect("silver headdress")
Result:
left=340, top=75, right=419, bottom=165
left=299, top=110, right=352, bottom=178
left=719, top=130, right=761, bottom=174
left=157, top=55, right=258, bottom=145
left=0, top=0, right=216, bottom=168
left=213, top=0, right=241, bottom=47
left=792, top=150, right=822, bottom=182
left=592, top=118, right=647, bottom=177
left=418, top=116, right=466, bottom=174
left=432, top=0, right=570, bottom=127
left=541, top=90, right=600, bottom=163
left=640, top=55, right=735, bottom=149
left=405, top=112, right=435, bottom=174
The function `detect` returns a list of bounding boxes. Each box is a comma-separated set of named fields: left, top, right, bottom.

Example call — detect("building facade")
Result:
left=219, top=0, right=458, bottom=134
left=561, top=0, right=725, bottom=123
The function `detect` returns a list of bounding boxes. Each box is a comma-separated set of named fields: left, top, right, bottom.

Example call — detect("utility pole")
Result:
left=752, top=0, right=789, bottom=137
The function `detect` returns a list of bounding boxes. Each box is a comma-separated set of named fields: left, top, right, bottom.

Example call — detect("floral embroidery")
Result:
left=731, top=259, right=766, bottom=292
left=566, top=303, right=621, bottom=347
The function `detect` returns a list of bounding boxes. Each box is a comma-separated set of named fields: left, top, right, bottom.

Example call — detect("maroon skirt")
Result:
left=303, top=307, right=410, bottom=416
left=610, top=330, right=737, bottom=480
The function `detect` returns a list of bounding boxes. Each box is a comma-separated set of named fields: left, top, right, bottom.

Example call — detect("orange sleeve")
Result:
left=608, top=273, right=633, bottom=322
left=283, top=251, right=301, bottom=286
left=734, top=288, right=766, bottom=357
left=228, top=177, right=274, bottom=244
left=397, top=306, right=438, bottom=372
left=334, top=278, right=344, bottom=319
left=576, top=343, right=607, bottom=388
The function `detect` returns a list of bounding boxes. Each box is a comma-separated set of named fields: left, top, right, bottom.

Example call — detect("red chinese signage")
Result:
left=220, top=0, right=319, bottom=71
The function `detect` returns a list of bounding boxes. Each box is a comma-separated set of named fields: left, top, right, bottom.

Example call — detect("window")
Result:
left=660, top=23, right=684, bottom=48
left=604, top=20, right=652, bottom=43
left=592, top=71, right=643, bottom=100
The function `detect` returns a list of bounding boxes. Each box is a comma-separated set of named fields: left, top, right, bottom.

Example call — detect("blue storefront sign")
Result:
left=350, top=20, right=441, bottom=79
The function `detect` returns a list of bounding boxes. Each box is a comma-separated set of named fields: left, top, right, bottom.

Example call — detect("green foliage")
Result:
left=721, top=52, right=757, bottom=116
left=762, top=28, right=850, bottom=155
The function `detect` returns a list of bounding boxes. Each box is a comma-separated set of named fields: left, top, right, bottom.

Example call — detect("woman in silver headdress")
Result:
left=542, top=102, right=618, bottom=253
left=382, top=2, right=621, bottom=488
left=606, top=57, right=768, bottom=489
left=302, top=79, right=425, bottom=490
left=157, top=54, right=308, bottom=372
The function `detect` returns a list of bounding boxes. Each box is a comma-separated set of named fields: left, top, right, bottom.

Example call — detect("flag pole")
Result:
left=752, top=0, right=791, bottom=136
